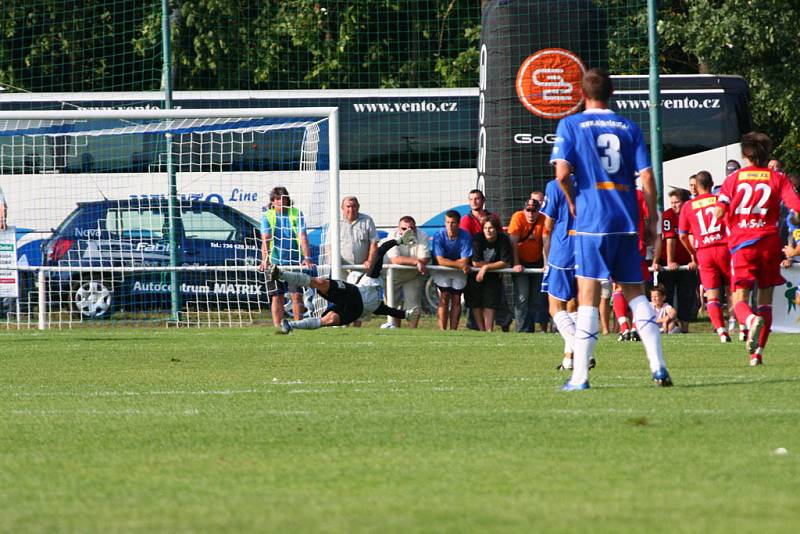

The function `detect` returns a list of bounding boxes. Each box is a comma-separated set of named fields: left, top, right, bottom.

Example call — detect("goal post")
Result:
left=0, top=107, right=340, bottom=329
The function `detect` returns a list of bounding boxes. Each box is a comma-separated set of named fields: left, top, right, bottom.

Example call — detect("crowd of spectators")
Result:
left=267, top=157, right=800, bottom=333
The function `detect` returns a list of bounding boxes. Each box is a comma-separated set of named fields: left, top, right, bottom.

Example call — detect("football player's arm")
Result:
left=542, top=216, right=555, bottom=265
left=639, top=167, right=658, bottom=245
left=779, top=177, right=800, bottom=212
left=651, top=233, right=662, bottom=272
left=554, top=161, right=576, bottom=218
left=679, top=233, right=697, bottom=263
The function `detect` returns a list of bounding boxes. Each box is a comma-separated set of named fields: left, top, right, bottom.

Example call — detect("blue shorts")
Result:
left=543, top=265, right=576, bottom=302
left=575, top=234, right=643, bottom=284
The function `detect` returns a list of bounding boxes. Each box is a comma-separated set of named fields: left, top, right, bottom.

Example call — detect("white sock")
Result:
left=629, top=295, right=666, bottom=372
left=553, top=310, right=576, bottom=355
left=569, top=311, right=577, bottom=323
left=570, top=306, right=599, bottom=385
left=290, top=317, right=321, bottom=330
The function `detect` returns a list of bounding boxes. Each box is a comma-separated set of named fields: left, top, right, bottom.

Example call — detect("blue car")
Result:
left=41, top=198, right=269, bottom=319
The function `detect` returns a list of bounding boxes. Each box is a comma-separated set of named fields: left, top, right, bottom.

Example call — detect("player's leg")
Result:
left=567, top=276, right=601, bottom=388
left=599, top=281, right=612, bottom=335
left=547, top=266, right=578, bottom=370
left=611, top=235, right=670, bottom=385
left=403, top=278, right=422, bottom=328
left=612, top=284, right=632, bottom=340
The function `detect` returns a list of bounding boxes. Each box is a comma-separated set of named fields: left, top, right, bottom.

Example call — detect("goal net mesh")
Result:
left=0, top=112, right=333, bottom=328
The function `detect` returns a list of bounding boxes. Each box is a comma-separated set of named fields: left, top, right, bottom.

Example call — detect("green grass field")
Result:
left=1, top=322, right=798, bottom=533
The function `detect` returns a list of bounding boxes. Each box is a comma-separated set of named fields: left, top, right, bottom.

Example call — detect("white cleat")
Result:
left=745, top=316, right=764, bottom=354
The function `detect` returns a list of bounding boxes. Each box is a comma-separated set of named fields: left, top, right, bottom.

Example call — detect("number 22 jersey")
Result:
left=549, top=108, right=651, bottom=236
left=716, top=166, right=800, bottom=252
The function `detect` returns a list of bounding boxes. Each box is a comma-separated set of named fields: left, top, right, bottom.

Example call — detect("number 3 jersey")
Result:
left=550, top=108, right=651, bottom=236
left=716, top=166, right=800, bottom=252
left=678, top=192, right=727, bottom=250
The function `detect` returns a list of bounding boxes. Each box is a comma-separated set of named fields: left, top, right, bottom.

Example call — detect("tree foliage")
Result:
left=657, top=0, right=800, bottom=172
left=0, top=1, right=797, bottom=169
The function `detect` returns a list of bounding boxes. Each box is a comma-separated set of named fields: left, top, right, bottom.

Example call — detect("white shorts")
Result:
left=432, top=270, right=467, bottom=292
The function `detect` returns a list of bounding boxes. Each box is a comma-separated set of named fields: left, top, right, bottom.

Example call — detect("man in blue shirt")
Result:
left=550, top=68, right=671, bottom=390
left=258, top=186, right=314, bottom=329
left=431, top=210, right=473, bottom=330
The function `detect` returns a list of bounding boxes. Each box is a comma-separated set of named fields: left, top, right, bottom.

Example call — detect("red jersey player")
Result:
left=715, top=132, right=800, bottom=365
left=678, top=170, right=732, bottom=343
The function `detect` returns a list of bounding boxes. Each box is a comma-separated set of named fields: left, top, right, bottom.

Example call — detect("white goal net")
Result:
left=0, top=108, right=340, bottom=329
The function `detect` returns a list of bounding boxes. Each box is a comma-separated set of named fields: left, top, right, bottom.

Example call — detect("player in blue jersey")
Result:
left=541, top=177, right=591, bottom=372
left=550, top=68, right=671, bottom=390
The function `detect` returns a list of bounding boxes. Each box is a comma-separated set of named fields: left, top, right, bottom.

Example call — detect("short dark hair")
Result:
left=399, top=215, right=416, bottom=226
left=581, top=68, right=613, bottom=102
left=669, top=188, right=690, bottom=203
left=695, top=170, right=713, bottom=191
left=741, top=132, right=772, bottom=168
left=445, top=210, right=461, bottom=221
left=468, top=189, right=484, bottom=200
left=269, top=186, right=292, bottom=206
left=652, top=284, right=667, bottom=296
left=725, top=159, right=741, bottom=175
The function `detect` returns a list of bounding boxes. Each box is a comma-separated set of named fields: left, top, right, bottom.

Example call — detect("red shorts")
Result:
left=730, top=234, right=785, bottom=289
left=696, top=245, right=731, bottom=290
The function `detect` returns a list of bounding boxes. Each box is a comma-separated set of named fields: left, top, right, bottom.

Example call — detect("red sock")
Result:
left=757, top=305, right=772, bottom=349
left=612, top=291, right=630, bottom=332
left=734, top=300, right=754, bottom=326
left=706, top=298, right=725, bottom=331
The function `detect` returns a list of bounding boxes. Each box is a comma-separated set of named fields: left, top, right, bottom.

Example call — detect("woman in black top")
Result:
left=469, top=216, right=513, bottom=331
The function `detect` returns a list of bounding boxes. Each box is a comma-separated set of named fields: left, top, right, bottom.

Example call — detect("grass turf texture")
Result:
left=1, top=325, right=798, bottom=532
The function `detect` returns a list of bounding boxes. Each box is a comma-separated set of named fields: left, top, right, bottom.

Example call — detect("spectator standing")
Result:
left=382, top=216, right=429, bottom=328
left=507, top=197, right=545, bottom=332
left=469, top=217, right=513, bottom=331
left=652, top=188, right=698, bottom=333
left=551, top=68, right=670, bottom=389
left=258, top=186, right=314, bottom=329
left=339, top=195, right=377, bottom=326
left=431, top=210, right=472, bottom=330
left=688, top=174, right=698, bottom=198
left=530, top=190, right=551, bottom=332
left=716, top=132, right=800, bottom=365
left=460, top=189, right=507, bottom=330
left=340, top=195, right=377, bottom=271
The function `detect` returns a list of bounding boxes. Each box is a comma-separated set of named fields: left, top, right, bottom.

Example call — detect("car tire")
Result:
left=73, top=279, right=115, bottom=319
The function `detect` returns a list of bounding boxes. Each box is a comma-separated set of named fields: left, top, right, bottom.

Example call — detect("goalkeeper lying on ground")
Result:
left=272, top=229, right=420, bottom=333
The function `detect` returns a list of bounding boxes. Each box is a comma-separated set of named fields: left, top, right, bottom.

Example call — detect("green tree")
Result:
left=658, top=0, right=800, bottom=172
left=0, top=0, right=161, bottom=93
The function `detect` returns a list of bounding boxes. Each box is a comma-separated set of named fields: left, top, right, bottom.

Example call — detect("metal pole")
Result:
left=647, top=0, right=664, bottom=210
left=162, top=0, right=180, bottom=321
left=37, top=269, right=46, bottom=330
left=328, top=109, right=342, bottom=281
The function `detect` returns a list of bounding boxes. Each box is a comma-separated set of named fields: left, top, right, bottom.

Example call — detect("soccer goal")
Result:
left=0, top=108, right=340, bottom=329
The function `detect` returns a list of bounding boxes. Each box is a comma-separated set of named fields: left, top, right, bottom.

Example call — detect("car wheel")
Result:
left=424, top=276, right=440, bottom=312
left=73, top=279, right=114, bottom=319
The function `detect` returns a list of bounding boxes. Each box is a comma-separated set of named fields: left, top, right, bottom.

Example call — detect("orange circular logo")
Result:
left=516, top=48, right=587, bottom=119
